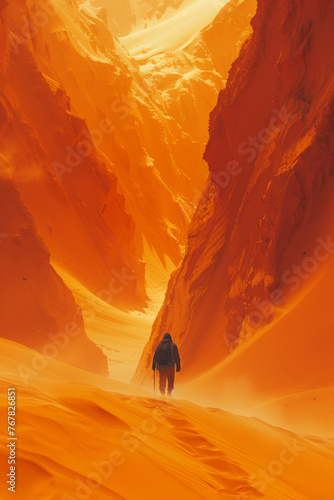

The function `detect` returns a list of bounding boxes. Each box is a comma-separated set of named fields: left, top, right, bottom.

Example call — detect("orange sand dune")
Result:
left=120, top=0, right=242, bottom=60
left=0, top=338, right=334, bottom=500
left=182, top=261, right=334, bottom=437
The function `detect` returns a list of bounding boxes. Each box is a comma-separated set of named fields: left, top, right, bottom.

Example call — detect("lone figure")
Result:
left=152, top=333, right=181, bottom=396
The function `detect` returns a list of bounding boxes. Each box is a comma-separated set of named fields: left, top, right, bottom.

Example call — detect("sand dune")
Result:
left=182, top=261, right=334, bottom=437
left=1, top=339, right=334, bottom=500
left=121, top=0, right=241, bottom=60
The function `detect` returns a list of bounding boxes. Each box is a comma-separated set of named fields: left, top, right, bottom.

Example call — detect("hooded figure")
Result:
left=152, top=333, right=181, bottom=396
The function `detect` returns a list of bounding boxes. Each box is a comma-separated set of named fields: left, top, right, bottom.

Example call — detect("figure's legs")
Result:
left=159, top=370, right=167, bottom=396
left=166, top=367, right=175, bottom=396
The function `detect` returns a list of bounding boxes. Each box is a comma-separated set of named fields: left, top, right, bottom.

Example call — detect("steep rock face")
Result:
left=192, top=0, right=257, bottom=82
left=1, top=0, right=147, bottom=310
left=0, top=155, right=108, bottom=375
left=7, top=0, right=256, bottom=287
left=115, top=0, right=256, bottom=271
left=139, top=0, right=257, bottom=173
left=134, top=0, right=334, bottom=386
left=14, top=0, right=203, bottom=273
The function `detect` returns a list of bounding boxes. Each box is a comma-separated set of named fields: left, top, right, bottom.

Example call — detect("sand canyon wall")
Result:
left=135, top=0, right=334, bottom=403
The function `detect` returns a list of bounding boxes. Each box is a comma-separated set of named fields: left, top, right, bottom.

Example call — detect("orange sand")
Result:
left=0, top=338, right=334, bottom=500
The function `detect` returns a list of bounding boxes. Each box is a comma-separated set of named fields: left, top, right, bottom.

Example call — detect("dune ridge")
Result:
left=1, top=338, right=334, bottom=499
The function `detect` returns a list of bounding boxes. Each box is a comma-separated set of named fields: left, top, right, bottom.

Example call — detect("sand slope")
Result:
left=0, top=338, right=333, bottom=500
left=183, top=261, right=334, bottom=437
